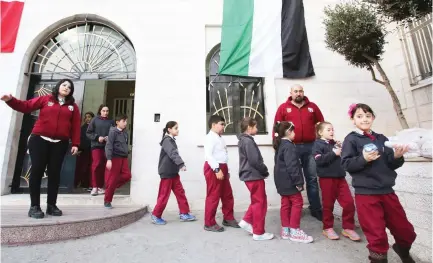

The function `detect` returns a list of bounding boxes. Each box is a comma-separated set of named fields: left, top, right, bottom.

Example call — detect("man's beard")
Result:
left=294, top=96, right=304, bottom=103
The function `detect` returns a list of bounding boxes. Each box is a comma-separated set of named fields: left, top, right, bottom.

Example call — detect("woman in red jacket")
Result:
left=1, top=79, right=81, bottom=219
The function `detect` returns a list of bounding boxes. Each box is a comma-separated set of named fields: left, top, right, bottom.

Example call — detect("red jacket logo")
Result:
left=308, top=107, right=314, bottom=112
left=286, top=108, right=292, bottom=113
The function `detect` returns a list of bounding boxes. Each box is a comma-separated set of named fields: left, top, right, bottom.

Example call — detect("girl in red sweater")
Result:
left=1, top=79, right=81, bottom=219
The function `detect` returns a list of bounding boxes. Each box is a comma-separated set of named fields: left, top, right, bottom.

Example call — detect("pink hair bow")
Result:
left=348, top=103, right=357, bottom=117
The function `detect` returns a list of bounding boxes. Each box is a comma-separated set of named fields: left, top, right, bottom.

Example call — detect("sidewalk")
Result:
left=1, top=209, right=413, bottom=263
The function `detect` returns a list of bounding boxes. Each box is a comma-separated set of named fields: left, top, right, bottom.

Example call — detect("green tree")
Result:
left=365, top=0, right=431, bottom=24
left=323, top=1, right=409, bottom=129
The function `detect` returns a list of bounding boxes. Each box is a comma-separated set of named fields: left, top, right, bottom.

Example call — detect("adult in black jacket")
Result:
left=237, top=117, right=273, bottom=241
left=273, top=121, right=313, bottom=243
left=341, top=103, right=415, bottom=263
left=312, top=122, right=359, bottom=241
left=151, top=121, right=196, bottom=225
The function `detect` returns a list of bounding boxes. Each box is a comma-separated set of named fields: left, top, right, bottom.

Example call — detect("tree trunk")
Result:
left=374, top=61, right=410, bottom=129
left=363, top=54, right=410, bottom=129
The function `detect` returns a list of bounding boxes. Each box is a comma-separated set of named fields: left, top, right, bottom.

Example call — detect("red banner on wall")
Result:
left=1, top=0, right=24, bottom=53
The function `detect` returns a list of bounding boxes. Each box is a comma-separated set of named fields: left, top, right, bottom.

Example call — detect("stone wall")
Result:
left=333, top=159, right=432, bottom=262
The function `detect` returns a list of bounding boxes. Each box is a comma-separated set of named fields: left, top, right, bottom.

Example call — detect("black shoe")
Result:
left=392, top=244, right=415, bottom=263
left=104, top=202, right=113, bottom=209
left=28, top=206, right=45, bottom=219
left=222, top=219, right=240, bottom=228
left=311, top=210, right=323, bottom=221
left=46, top=204, right=63, bottom=216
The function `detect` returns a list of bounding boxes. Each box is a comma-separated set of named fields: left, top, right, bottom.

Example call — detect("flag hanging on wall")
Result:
left=0, top=0, right=25, bottom=53
left=218, top=0, right=315, bottom=79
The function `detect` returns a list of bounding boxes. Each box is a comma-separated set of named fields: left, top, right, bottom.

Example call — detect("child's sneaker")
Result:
left=238, top=220, right=253, bottom=234
left=323, top=228, right=340, bottom=240
left=104, top=202, right=113, bottom=209
left=253, top=233, right=274, bottom=241
left=97, top=188, right=105, bottom=195
left=179, top=213, right=196, bottom=222
left=342, top=229, right=361, bottom=241
left=289, top=228, right=314, bottom=243
left=151, top=214, right=167, bottom=225
left=90, top=188, right=98, bottom=196
left=281, top=227, right=291, bottom=240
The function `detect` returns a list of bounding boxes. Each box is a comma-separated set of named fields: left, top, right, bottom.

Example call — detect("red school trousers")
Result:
left=355, top=193, right=416, bottom=254
left=203, top=162, right=235, bottom=226
left=243, top=179, right=267, bottom=235
left=280, top=192, right=303, bottom=229
left=319, top=177, right=355, bottom=230
left=152, top=175, right=190, bottom=218
left=104, top=157, right=131, bottom=203
left=91, top=148, right=107, bottom=188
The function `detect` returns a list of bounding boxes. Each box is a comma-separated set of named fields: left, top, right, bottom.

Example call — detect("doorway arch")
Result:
left=10, top=16, right=137, bottom=193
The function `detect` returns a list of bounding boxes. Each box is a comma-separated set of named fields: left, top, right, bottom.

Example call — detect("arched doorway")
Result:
left=11, top=20, right=137, bottom=194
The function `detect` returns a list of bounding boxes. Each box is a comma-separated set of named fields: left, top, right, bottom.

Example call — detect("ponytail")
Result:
left=273, top=121, right=295, bottom=151
left=161, top=127, right=168, bottom=141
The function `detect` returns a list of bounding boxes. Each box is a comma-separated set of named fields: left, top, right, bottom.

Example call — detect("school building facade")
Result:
left=0, top=0, right=431, bottom=259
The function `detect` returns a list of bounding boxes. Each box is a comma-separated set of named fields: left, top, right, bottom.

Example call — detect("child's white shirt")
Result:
left=204, top=130, right=228, bottom=170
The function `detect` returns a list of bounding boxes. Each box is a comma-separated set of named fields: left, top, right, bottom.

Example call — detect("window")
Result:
left=400, top=14, right=432, bottom=85
left=206, top=45, right=266, bottom=134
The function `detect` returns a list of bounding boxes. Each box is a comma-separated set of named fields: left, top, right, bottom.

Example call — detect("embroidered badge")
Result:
left=286, top=108, right=292, bottom=113
left=47, top=102, right=54, bottom=106
left=308, top=107, right=314, bottom=113
left=68, top=105, right=74, bottom=111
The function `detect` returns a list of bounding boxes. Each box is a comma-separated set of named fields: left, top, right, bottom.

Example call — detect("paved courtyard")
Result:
left=0, top=209, right=415, bottom=263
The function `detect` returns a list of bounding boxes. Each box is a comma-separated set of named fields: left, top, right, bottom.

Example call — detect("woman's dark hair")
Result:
left=162, top=121, right=178, bottom=140
left=97, top=104, right=109, bottom=116
left=240, top=117, right=257, bottom=133
left=272, top=121, right=295, bottom=151
left=51, top=79, right=75, bottom=104
left=315, top=121, right=332, bottom=138
left=349, top=103, right=375, bottom=118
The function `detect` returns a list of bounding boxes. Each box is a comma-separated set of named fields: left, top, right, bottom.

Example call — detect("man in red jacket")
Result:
left=274, top=84, right=324, bottom=221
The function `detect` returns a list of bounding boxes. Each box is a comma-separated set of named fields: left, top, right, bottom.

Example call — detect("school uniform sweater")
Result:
left=274, top=139, right=304, bottom=195
left=237, top=134, right=269, bottom=181
left=79, top=123, right=91, bottom=151
left=312, top=139, right=346, bottom=178
left=158, top=135, right=185, bottom=179
left=105, top=127, right=129, bottom=160
left=273, top=96, right=324, bottom=143
left=341, top=131, right=405, bottom=195
left=86, top=116, right=115, bottom=149
left=6, top=95, right=81, bottom=146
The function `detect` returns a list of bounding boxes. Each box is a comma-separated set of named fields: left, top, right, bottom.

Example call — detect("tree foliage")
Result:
left=323, top=2, right=386, bottom=69
left=365, top=0, right=432, bottom=24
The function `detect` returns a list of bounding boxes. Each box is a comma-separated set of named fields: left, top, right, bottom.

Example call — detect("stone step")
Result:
left=1, top=205, right=148, bottom=245
left=1, top=194, right=134, bottom=206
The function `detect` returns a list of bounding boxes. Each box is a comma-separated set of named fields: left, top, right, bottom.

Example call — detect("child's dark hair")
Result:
left=97, top=104, right=109, bottom=116
left=272, top=121, right=295, bottom=150
left=115, top=114, right=128, bottom=123
left=315, top=121, right=332, bottom=138
left=348, top=103, right=375, bottom=118
left=162, top=121, right=178, bottom=140
left=240, top=117, right=257, bottom=133
left=208, top=115, right=225, bottom=129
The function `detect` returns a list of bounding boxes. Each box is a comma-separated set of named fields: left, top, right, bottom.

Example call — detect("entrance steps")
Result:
left=1, top=194, right=148, bottom=245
